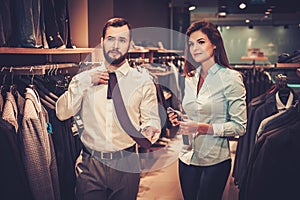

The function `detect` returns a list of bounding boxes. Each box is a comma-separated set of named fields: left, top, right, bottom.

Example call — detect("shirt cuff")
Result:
left=212, top=124, right=224, bottom=137
left=74, top=72, right=93, bottom=90
left=141, top=126, right=161, bottom=144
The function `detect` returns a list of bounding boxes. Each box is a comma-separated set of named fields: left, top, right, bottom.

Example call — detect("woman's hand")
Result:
left=167, top=108, right=182, bottom=127
left=179, top=119, right=199, bottom=135
left=91, top=69, right=109, bottom=85
left=179, top=119, right=212, bottom=135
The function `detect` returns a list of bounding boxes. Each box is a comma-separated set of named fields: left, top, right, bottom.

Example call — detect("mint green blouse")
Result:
left=180, top=64, right=247, bottom=166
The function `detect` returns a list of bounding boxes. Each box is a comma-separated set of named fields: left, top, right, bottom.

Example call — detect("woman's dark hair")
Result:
left=102, top=17, right=132, bottom=40
left=183, top=20, right=230, bottom=77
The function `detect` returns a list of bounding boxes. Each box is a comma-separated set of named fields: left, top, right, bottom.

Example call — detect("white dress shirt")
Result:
left=56, top=61, right=161, bottom=152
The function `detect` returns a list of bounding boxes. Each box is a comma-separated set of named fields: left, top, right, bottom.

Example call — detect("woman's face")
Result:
left=188, top=30, right=216, bottom=64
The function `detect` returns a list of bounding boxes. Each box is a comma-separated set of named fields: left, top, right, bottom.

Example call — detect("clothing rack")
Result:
left=0, top=63, right=79, bottom=75
left=232, top=64, right=274, bottom=69
left=153, top=55, right=185, bottom=62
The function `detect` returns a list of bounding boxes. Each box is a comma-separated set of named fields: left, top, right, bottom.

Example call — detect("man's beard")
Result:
left=103, top=49, right=128, bottom=65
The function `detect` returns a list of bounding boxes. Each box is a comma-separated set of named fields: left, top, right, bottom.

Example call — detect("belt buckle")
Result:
left=101, top=152, right=113, bottom=159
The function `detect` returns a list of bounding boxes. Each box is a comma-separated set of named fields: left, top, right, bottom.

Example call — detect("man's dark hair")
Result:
left=102, top=17, right=132, bottom=40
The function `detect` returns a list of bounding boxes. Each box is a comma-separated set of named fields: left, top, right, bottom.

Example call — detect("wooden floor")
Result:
left=137, top=135, right=239, bottom=200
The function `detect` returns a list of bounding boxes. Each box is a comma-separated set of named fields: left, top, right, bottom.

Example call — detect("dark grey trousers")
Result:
left=75, top=151, right=141, bottom=200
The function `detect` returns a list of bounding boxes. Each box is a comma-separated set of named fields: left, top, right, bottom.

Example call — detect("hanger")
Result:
left=275, top=74, right=293, bottom=105
left=0, top=67, right=8, bottom=98
left=33, top=75, right=59, bottom=100
left=8, top=67, right=18, bottom=98
left=275, top=74, right=287, bottom=88
left=27, top=66, right=35, bottom=89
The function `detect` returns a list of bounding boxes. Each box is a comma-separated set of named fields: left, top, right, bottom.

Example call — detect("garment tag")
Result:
left=47, top=122, right=53, bottom=134
left=72, top=115, right=84, bottom=136
left=71, top=121, right=79, bottom=136
left=182, top=135, right=189, bottom=145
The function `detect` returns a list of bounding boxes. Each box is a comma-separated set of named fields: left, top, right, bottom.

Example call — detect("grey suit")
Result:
left=20, top=87, right=61, bottom=200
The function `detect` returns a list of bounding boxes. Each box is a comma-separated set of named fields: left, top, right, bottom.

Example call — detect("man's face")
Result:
left=103, top=25, right=130, bottom=66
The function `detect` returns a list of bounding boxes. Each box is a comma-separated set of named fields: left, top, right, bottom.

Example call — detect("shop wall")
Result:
left=114, top=0, right=170, bottom=49
left=86, top=0, right=170, bottom=48
left=88, top=0, right=114, bottom=48
left=220, top=25, right=300, bottom=64
left=69, top=0, right=300, bottom=63
left=114, top=0, right=169, bottom=28
left=69, top=0, right=88, bottom=47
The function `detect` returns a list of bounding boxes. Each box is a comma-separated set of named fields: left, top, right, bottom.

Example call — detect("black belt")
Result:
left=82, top=144, right=136, bottom=160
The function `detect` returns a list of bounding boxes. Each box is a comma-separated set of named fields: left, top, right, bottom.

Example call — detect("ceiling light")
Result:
left=188, top=5, right=196, bottom=11
left=218, top=11, right=227, bottom=17
left=245, top=19, right=251, bottom=23
left=239, top=3, right=247, bottom=10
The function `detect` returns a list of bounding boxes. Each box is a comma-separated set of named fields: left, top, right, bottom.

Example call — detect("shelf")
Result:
left=156, top=49, right=183, bottom=54
left=0, top=47, right=184, bottom=66
left=0, top=47, right=96, bottom=66
left=129, top=49, right=150, bottom=53
left=276, top=63, right=300, bottom=68
left=240, top=56, right=269, bottom=61
left=128, top=48, right=183, bottom=54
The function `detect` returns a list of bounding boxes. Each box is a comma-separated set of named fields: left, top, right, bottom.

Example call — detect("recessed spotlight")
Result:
left=218, top=11, right=227, bottom=17
left=188, top=5, right=196, bottom=11
left=245, top=19, right=250, bottom=23
left=239, top=3, right=247, bottom=10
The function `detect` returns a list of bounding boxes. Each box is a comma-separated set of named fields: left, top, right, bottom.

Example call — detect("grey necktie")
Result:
left=108, top=72, right=152, bottom=148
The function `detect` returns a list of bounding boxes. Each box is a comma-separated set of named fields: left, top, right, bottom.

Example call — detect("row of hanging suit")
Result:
left=0, top=61, right=183, bottom=200
left=0, top=73, right=82, bottom=200
left=233, top=75, right=300, bottom=200
left=142, top=57, right=185, bottom=140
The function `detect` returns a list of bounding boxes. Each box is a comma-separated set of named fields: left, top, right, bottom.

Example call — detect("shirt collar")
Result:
left=195, top=63, right=221, bottom=77
left=209, top=63, right=222, bottom=74
left=276, top=90, right=293, bottom=111
left=105, top=60, right=131, bottom=76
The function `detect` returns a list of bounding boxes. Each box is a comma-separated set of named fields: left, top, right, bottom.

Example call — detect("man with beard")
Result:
left=56, top=17, right=161, bottom=200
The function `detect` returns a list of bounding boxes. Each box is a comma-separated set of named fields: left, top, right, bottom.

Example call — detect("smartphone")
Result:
left=167, top=107, right=190, bottom=145
left=167, top=107, right=182, bottom=121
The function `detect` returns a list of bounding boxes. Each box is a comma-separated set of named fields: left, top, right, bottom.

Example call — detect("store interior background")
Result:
left=69, top=0, right=300, bottom=64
